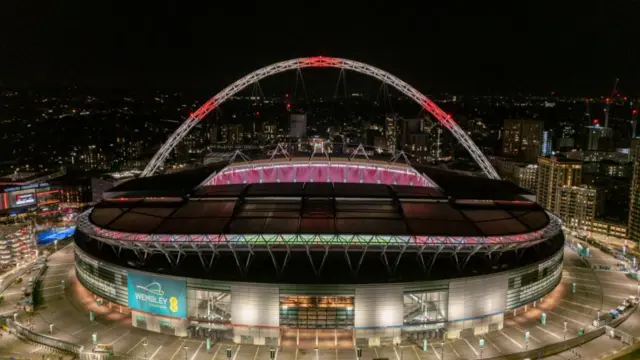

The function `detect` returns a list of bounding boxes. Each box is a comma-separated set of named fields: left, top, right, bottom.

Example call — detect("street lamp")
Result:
left=49, top=323, right=53, bottom=335
left=143, top=340, right=148, bottom=359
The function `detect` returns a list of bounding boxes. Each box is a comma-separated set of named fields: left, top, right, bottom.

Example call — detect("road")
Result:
left=545, top=236, right=639, bottom=360
left=1, top=242, right=637, bottom=360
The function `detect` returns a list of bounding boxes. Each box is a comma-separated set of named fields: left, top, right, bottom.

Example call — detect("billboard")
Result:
left=9, top=190, right=36, bottom=207
left=127, top=271, right=187, bottom=318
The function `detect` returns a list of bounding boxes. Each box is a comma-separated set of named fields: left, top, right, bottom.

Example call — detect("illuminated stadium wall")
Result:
left=447, top=273, right=508, bottom=337
left=74, top=241, right=563, bottom=343
left=205, top=161, right=437, bottom=187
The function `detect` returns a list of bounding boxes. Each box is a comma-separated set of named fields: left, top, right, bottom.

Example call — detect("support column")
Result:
left=315, top=329, right=318, bottom=346
left=334, top=329, right=337, bottom=346
left=296, top=329, right=300, bottom=346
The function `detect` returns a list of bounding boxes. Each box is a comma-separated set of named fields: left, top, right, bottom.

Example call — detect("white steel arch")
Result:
left=141, top=56, right=500, bottom=179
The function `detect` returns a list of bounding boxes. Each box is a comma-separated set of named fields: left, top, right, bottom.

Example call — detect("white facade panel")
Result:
left=447, top=272, right=508, bottom=322
left=230, top=284, right=279, bottom=328
left=354, top=284, right=403, bottom=329
left=131, top=310, right=188, bottom=336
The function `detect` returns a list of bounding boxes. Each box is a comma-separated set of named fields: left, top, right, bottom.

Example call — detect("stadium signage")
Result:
left=127, top=271, right=186, bottom=318
left=4, top=183, right=50, bottom=192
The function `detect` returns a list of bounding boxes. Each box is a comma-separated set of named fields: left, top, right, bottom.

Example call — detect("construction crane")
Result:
left=604, top=78, right=619, bottom=129
left=632, top=108, right=639, bottom=139
left=584, top=98, right=591, bottom=125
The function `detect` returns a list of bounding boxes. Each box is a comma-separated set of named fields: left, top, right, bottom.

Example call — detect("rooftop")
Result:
left=89, top=181, right=547, bottom=238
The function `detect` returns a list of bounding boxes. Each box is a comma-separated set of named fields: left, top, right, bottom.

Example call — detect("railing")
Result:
left=5, top=318, right=83, bottom=355
left=477, top=304, right=638, bottom=360
left=3, top=317, right=149, bottom=360
left=77, top=353, right=146, bottom=360
left=601, top=341, right=640, bottom=360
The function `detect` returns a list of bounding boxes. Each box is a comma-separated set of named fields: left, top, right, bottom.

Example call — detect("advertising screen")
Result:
left=9, top=190, right=36, bottom=208
left=127, top=271, right=187, bottom=318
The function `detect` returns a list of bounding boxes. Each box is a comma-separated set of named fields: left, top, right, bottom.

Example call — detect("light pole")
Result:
left=49, top=323, right=53, bottom=335
left=479, top=338, right=484, bottom=359
left=524, top=330, right=530, bottom=350
left=143, top=340, right=148, bottom=359
left=183, top=345, right=188, bottom=360
left=441, top=340, right=445, bottom=359
left=564, top=321, right=568, bottom=340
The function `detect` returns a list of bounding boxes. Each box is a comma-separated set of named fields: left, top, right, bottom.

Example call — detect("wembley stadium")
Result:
left=70, top=56, right=564, bottom=348
left=73, top=151, right=564, bottom=347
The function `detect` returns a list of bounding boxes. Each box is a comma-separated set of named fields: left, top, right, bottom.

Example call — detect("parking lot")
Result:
left=1, top=241, right=638, bottom=359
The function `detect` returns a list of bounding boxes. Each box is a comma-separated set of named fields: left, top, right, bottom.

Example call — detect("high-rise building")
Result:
left=502, top=119, right=544, bottom=161
left=513, top=164, right=538, bottom=193
left=555, top=185, right=601, bottom=231
left=290, top=113, right=307, bottom=138
left=226, top=124, right=244, bottom=145
left=536, top=156, right=582, bottom=211
left=541, top=131, right=552, bottom=156
left=399, top=118, right=425, bottom=152
left=629, top=138, right=640, bottom=163
left=585, top=125, right=613, bottom=151
left=628, top=146, right=640, bottom=244
left=385, top=114, right=397, bottom=152
left=210, top=125, right=219, bottom=144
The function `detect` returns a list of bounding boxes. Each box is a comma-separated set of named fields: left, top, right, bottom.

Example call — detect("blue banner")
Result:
left=127, top=271, right=187, bottom=318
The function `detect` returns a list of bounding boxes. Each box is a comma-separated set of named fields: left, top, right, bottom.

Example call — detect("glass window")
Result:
left=279, top=295, right=355, bottom=328
left=187, top=289, right=231, bottom=325
left=403, top=290, right=448, bottom=325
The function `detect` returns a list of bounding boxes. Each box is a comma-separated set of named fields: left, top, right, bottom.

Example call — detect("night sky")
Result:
left=1, top=1, right=638, bottom=95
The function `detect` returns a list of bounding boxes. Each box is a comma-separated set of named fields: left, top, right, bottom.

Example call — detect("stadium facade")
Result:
left=73, top=155, right=564, bottom=346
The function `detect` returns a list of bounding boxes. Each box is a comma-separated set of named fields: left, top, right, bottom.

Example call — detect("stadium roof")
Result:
left=90, top=182, right=548, bottom=238
left=415, top=166, right=534, bottom=200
